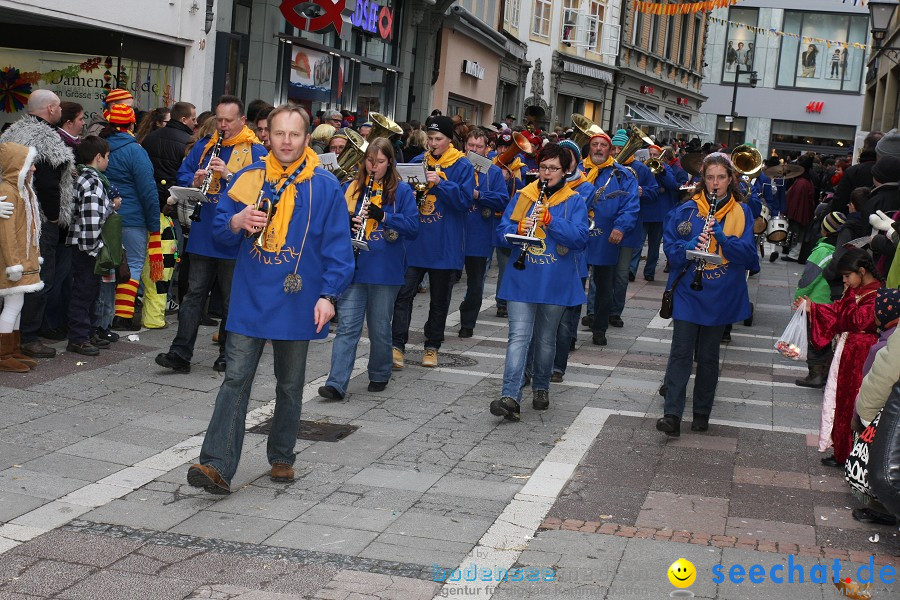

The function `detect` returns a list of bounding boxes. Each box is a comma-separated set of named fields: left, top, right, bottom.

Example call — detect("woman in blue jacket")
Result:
left=320, top=139, right=419, bottom=399
left=491, top=143, right=589, bottom=421
left=657, top=153, right=757, bottom=437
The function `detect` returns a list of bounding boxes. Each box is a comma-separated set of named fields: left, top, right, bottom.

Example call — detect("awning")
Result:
left=624, top=103, right=669, bottom=127
left=665, top=113, right=707, bottom=136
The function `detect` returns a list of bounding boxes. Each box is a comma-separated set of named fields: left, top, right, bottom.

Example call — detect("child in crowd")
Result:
left=66, top=135, right=120, bottom=355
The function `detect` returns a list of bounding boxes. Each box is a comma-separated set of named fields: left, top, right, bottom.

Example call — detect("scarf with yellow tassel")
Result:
left=345, top=177, right=384, bottom=240
left=692, top=192, right=745, bottom=265
left=511, top=181, right=577, bottom=228
left=228, top=147, right=320, bottom=253
left=200, top=126, right=262, bottom=191
left=582, top=155, right=615, bottom=184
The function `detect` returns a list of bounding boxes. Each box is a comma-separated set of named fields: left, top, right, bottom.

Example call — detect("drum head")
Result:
left=753, top=216, right=768, bottom=234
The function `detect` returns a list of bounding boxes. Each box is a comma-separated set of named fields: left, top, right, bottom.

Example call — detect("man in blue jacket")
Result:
left=155, top=95, right=266, bottom=374
left=630, top=144, right=679, bottom=282
left=186, top=104, right=354, bottom=495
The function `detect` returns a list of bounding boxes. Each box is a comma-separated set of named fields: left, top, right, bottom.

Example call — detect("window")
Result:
left=692, top=14, right=703, bottom=70
left=722, top=7, right=759, bottom=84
left=664, top=16, right=676, bottom=60
left=562, top=0, right=579, bottom=44
left=505, top=0, right=520, bottom=26
left=589, top=1, right=604, bottom=50
left=631, top=8, right=644, bottom=45
left=650, top=15, right=660, bottom=54
left=716, top=115, right=747, bottom=149
left=776, top=11, right=867, bottom=93
left=678, top=13, right=690, bottom=65
left=532, top=0, right=552, bottom=38
left=770, top=119, right=856, bottom=155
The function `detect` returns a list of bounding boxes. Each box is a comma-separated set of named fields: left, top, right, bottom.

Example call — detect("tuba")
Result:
left=616, top=126, right=654, bottom=165
left=494, top=131, right=532, bottom=174
left=731, top=144, right=763, bottom=180
left=572, top=114, right=606, bottom=149
left=368, top=112, right=403, bottom=141
left=333, top=128, right=367, bottom=184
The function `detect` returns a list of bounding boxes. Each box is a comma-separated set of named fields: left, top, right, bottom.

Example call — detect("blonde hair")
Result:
left=311, top=124, right=337, bottom=144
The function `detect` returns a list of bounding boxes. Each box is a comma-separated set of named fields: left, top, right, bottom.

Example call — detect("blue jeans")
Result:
left=662, top=319, right=726, bottom=419
left=94, top=282, right=116, bottom=330
left=326, top=283, right=400, bottom=395
left=169, top=254, right=234, bottom=362
left=199, top=332, right=309, bottom=483
left=502, top=301, right=567, bottom=402
left=494, top=248, right=510, bottom=310
left=121, top=227, right=148, bottom=285
left=459, top=256, right=488, bottom=330
left=610, top=246, right=633, bottom=318
left=526, top=286, right=583, bottom=377
left=629, top=221, right=664, bottom=278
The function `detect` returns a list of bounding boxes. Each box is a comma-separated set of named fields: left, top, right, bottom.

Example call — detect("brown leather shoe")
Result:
left=270, top=463, right=295, bottom=482
left=186, top=463, right=230, bottom=494
left=20, top=339, right=56, bottom=358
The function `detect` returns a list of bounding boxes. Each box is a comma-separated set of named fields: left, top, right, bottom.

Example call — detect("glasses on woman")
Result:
left=538, top=165, right=561, bottom=173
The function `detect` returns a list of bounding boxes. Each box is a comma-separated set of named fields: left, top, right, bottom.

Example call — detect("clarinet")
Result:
left=513, top=180, right=548, bottom=271
left=690, top=191, right=719, bottom=291
left=352, top=175, right=376, bottom=256
left=191, top=131, right=224, bottom=222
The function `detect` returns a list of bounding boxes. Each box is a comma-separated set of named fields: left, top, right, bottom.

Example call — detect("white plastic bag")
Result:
left=775, top=300, right=808, bottom=361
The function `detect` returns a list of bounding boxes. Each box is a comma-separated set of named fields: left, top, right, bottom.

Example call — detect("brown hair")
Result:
left=267, top=104, right=311, bottom=132
left=136, top=107, right=170, bottom=143
left=695, top=152, right=744, bottom=201
left=353, top=137, right=399, bottom=206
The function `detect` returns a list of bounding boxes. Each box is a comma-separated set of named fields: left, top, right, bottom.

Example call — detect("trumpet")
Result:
left=191, top=130, right=224, bottom=222
left=415, top=149, right=437, bottom=207
left=645, top=148, right=672, bottom=176
left=687, top=191, right=724, bottom=291
left=513, top=181, right=548, bottom=271
left=245, top=189, right=275, bottom=247
left=352, top=175, right=375, bottom=255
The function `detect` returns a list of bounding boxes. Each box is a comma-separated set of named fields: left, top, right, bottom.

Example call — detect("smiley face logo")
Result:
left=668, top=558, right=696, bottom=588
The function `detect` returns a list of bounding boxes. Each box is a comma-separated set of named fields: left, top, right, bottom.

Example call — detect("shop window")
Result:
left=505, top=0, right=521, bottom=27
left=722, top=6, right=758, bottom=84
left=776, top=11, right=867, bottom=93
left=532, top=0, right=552, bottom=39
left=716, top=115, right=747, bottom=148
left=770, top=119, right=855, bottom=154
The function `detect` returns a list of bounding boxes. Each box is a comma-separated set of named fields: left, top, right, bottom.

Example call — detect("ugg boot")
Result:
left=11, top=331, right=36, bottom=369
left=795, top=363, right=827, bottom=388
left=0, top=333, right=30, bottom=373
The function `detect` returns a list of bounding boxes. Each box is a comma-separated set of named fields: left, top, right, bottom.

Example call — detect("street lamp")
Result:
left=727, top=65, right=757, bottom=150
left=868, top=0, right=900, bottom=64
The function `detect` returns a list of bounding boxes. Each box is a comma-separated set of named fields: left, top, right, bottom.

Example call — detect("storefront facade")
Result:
left=0, top=0, right=210, bottom=125
left=700, top=1, right=870, bottom=156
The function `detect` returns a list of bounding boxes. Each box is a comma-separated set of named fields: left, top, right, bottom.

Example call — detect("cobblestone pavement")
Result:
left=0, top=256, right=896, bottom=599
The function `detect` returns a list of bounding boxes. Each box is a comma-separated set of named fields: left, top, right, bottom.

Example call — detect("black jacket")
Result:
left=830, top=150, right=876, bottom=213
left=864, top=182, right=900, bottom=219
left=141, top=120, right=194, bottom=209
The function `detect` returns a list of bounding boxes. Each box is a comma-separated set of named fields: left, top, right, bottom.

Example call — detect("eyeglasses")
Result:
left=538, top=165, right=561, bottom=173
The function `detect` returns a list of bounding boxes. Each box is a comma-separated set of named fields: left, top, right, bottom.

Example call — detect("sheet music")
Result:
left=317, top=152, right=338, bottom=172
left=466, top=151, right=494, bottom=174
left=397, top=163, right=428, bottom=187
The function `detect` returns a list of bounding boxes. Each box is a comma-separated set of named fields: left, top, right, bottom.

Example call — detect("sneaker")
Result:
left=422, top=348, right=438, bottom=368
left=368, top=381, right=388, bottom=392
left=66, top=341, right=100, bottom=356
left=550, top=372, right=564, bottom=383
left=94, top=328, right=119, bottom=343
left=608, top=315, right=624, bottom=328
left=318, top=385, right=344, bottom=400
left=489, top=397, right=520, bottom=421
left=532, top=389, right=550, bottom=410
left=165, top=299, right=180, bottom=315
left=392, top=347, right=404, bottom=369
left=89, top=335, right=111, bottom=349
left=155, top=351, right=191, bottom=373
left=458, top=327, right=473, bottom=338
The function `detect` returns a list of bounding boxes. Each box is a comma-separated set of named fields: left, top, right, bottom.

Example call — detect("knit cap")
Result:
left=822, top=211, right=847, bottom=234
left=558, top=139, right=581, bottom=162
left=105, top=103, right=136, bottom=126
left=103, top=88, right=133, bottom=107
left=611, top=129, right=629, bottom=147
left=871, top=155, right=900, bottom=184
left=875, top=128, right=900, bottom=160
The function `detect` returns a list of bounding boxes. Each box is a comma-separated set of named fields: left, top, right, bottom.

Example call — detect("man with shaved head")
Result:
left=0, top=89, right=75, bottom=359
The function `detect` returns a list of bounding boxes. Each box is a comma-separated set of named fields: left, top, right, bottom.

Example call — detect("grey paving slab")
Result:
left=57, top=437, right=159, bottom=466
left=717, top=548, right=826, bottom=600
left=293, top=503, right=399, bottom=533
left=429, top=475, right=521, bottom=501
left=312, top=570, right=441, bottom=600
left=82, top=490, right=214, bottom=531
left=0, top=559, right=93, bottom=597
left=607, top=538, right=722, bottom=599
left=171, top=509, right=288, bottom=544
left=204, top=486, right=316, bottom=522
left=55, top=570, right=199, bottom=600
left=0, top=491, right=47, bottom=523
left=345, top=467, right=442, bottom=493
left=0, top=468, right=91, bottom=501
left=384, top=511, right=494, bottom=544
left=19, top=452, right=123, bottom=482
left=359, top=532, right=472, bottom=568
left=262, top=521, right=379, bottom=555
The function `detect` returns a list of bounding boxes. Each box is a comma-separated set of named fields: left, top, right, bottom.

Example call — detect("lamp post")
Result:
left=727, top=65, right=758, bottom=150
left=868, top=0, right=900, bottom=64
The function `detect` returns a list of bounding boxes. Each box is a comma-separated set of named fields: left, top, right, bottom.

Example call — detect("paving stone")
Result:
left=263, top=522, right=379, bottom=555
left=0, top=444, right=45, bottom=472
left=728, top=483, right=816, bottom=525
left=607, top=538, right=721, bottom=599
left=384, top=511, right=493, bottom=544
left=717, top=547, right=825, bottom=600
left=0, top=492, right=47, bottom=523
left=11, top=528, right=144, bottom=567
left=359, top=532, right=472, bottom=568
left=313, top=570, right=441, bottom=600
left=1, top=559, right=93, bottom=596
left=0, top=468, right=91, bottom=501
left=57, top=438, right=158, bottom=466
left=18, top=453, right=123, bottom=483
left=205, top=486, right=315, bottom=522
left=171, top=511, right=288, bottom=545
left=550, top=481, right=647, bottom=526
left=649, top=473, right=733, bottom=499
left=635, top=491, right=729, bottom=535
left=724, top=517, right=816, bottom=546
left=294, top=504, right=399, bottom=533
left=55, top=569, right=198, bottom=600
left=345, top=467, right=441, bottom=493
left=733, top=466, right=811, bottom=490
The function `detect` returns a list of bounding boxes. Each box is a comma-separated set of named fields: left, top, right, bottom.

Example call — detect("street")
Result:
left=0, top=256, right=897, bottom=600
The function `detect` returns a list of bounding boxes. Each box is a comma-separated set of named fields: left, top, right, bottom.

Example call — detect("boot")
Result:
left=795, top=363, right=827, bottom=388
left=11, top=331, right=36, bottom=369
left=0, top=333, right=30, bottom=373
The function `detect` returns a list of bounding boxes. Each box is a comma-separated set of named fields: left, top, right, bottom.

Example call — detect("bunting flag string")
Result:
left=633, top=0, right=742, bottom=15
left=843, top=0, right=867, bottom=7
left=707, top=15, right=871, bottom=50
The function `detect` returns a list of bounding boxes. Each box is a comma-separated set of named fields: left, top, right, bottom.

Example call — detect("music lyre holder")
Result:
left=352, top=239, right=370, bottom=252
left=685, top=249, right=724, bottom=265
left=504, top=233, right=541, bottom=247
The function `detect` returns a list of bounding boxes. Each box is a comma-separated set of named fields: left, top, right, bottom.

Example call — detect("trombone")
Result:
left=645, top=148, right=672, bottom=176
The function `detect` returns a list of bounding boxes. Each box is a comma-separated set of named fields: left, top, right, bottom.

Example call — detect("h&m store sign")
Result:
left=280, top=0, right=393, bottom=41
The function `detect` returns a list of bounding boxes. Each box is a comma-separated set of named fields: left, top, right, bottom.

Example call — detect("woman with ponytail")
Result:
left=797, top=247, right=883, bottom=468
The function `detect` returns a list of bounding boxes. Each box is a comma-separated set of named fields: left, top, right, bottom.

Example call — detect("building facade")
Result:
left=861, top=4, right=900, bottom=134
left=613, top=0, right=709, bottom=141
left=0, top=0, right=212, bottom=125
left=699, top=0, right=870, bottom=157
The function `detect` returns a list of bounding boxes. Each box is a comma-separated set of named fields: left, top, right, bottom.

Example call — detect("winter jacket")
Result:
left=0, top=115, right=74, bottom=227
left=794, top=238, right=837, bottom=304
left=823, top=212, right=870, bottom=282
left=141, top=120, right=193, bottom=209
left=830, top=151, right=876, bottom=214
left=104, top=132, right=159, bottom=233
left=785, top=175, right=816, bottom=225
left=0, top=143, right=43, bottom=296
left=856, top=327, right=900, bottom=424
left=863, top=182, right=899, bottom=219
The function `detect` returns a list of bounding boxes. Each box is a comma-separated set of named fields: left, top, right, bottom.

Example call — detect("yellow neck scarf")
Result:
left=511, top=181, right=577, bottom=224
left=582, top=155, right=615, bottom=184
left=345, top=177, right=384, bottom=239
left=228, top=147, right=320, bottom=253
left=201, top=126, right=262, bottom=186
left=692, top=192, right=745, bottom=264
left=566, top=171, right=589, bottom=191
left=495, top=155, right=525, bottom=177
left=427, top=146, right=466, bottom=170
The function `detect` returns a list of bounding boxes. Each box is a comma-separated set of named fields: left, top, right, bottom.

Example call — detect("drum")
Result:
left=754, top=204, right=770, bottom=235
left=765, top=216, right=789, bottom=243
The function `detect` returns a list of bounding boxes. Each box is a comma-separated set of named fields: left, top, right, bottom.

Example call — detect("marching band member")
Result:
left=319, top=139, right=419, bottom=399
left=582, top=131, right=640, bottom=346
left=187, top=104, right=354, bottom=495
left=156, top=95, right=266, bottom=374
left=610, top=129, right=658, bottom=320
left=391, top=116, right=475, bottom=368
left=656, top=153, right=756, bottom=437
left=459, top=130, right=507, bottom=337
left=490, top=143, right=588, bottom=421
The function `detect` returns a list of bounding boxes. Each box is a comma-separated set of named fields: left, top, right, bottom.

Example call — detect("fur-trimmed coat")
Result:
left=0, top=143, right=43, bottom=296
left=0, top=115, right=74, bottom=228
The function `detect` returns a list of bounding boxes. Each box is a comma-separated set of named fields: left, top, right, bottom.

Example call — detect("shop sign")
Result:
left=352, top=1, right=394, bottom=41
left=280, top=0, right=351, bottom=36
left=676, top=97, right=690, bottom=106
left=805, top=101, right=824, bottom=113
left=462, top=60, right=485, bottom=80
left=640, top=85, right=654, bottom=94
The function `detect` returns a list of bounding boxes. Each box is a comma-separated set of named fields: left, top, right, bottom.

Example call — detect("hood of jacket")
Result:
left=0, top=142, right=37, bottom=193
left=107, top=131, right=137, bottom=152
